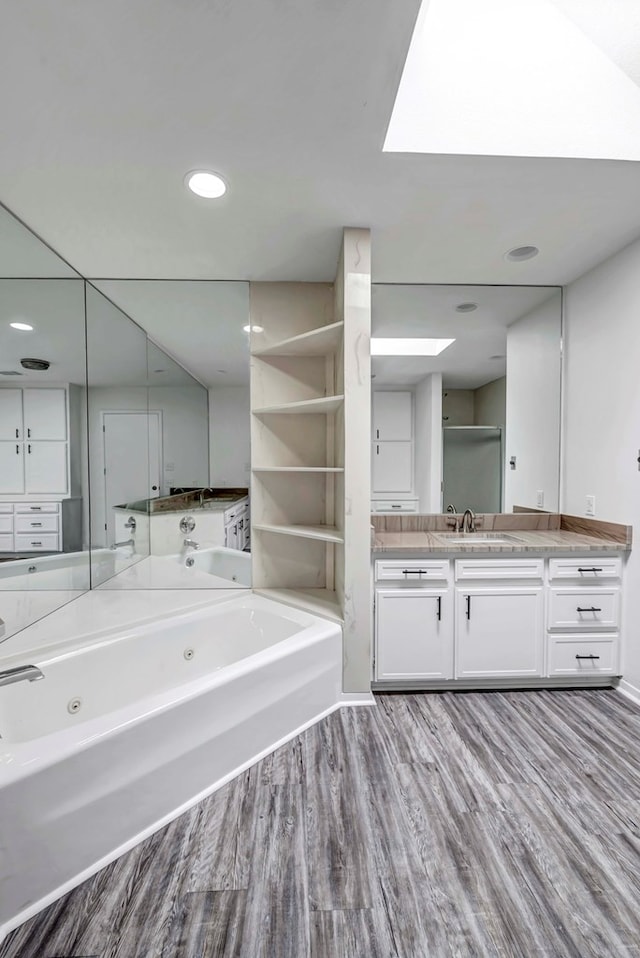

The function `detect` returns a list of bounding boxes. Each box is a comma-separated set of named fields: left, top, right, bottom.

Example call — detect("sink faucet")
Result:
left=445, top=503, right=460, bottom=531
left=183, top=538, right=199, bottom=552
left=0, top=665, right=44, bottom=687
left=462, top=508, right=476, bottom=533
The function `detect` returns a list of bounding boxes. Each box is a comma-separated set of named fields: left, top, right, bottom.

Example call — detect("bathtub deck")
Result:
left=3, top=689, right=640, bottom=957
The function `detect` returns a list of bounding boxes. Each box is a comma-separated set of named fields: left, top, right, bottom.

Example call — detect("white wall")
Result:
left=415, top=373, right=442, bottom=511
left=442, top=388, right=474, bottom=425
left=504, top=292, right=562, bottom=512
left=208, top=386, right=251, bottom=487
left=474, top=376, right=506, bottom=427
left=562, top=236, right=640, bottom=697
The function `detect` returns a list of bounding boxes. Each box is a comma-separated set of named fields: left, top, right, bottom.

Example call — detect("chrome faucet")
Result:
left=445, top=503, right=460, bottom=531
left=111, top=538, right=135, bottom=550
left=462, top=508, right=476, bottom=533
left=183, top=538, right=199, bottom=551
left=0, top=665, right=44, bottom=687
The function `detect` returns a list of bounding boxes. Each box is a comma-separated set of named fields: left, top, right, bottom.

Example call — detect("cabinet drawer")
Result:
left=375, top=559, right=449, bottom=582
left=0, top=533, right=14, bottom=551
left=0, top=504, right=13, bottom=514
left=548, top=588, right=619, bottom=630
left=0, top=515, right=13, bottom=533
left=15, top=513, right=59, bottom=533
left=455, top=558, right=544, bottom=580
left=372, top=500, right=419, bottom=513
left=548, top=557, right=621, bottom=580
left=15, top=502, right=60, bottom=514
left=548, top=635, right=618, bottom=675
left=14, top=533, right=60, bottom=552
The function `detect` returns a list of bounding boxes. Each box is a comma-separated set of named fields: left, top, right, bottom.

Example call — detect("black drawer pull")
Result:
left=402, top=569, right=428, bottom=575
left=576, top=654, right=600, bottom=660
left=436, top=595, right=442, bottom=621
left=576, top=606, right=602, bottom=613
left=577, top=567, right=603, bottom=573
left=30, top=541, right=42, bottom=546
left=465, top=595, right=471, bottom=620
left=30, top=522, right=42, bottom=527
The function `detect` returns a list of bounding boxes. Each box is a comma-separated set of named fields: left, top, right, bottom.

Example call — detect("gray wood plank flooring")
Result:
left=3, top=689, right=640, bottom=957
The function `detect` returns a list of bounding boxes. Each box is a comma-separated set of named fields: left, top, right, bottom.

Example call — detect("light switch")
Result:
left=536, top=490, right=544, bottom=509
left=586, top=495, right=595, bottom=516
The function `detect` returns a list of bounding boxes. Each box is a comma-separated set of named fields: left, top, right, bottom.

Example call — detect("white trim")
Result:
left=340, top=691, right=375, bottom=706
left=617, top=679, right=640, bottom=709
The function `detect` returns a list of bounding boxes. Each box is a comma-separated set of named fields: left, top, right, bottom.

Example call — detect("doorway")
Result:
left=102, top=411, right=162, bottom=543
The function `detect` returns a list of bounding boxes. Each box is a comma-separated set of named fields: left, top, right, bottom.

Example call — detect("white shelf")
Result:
left=253, top=322, right=344, bottom=357
left=252, top=466, right=344, bottom=474
left=254, top=587, right=343, bottom=622
left=254, top=523, right=344, bottom=543
left=253, top=395, right=344, bottom=416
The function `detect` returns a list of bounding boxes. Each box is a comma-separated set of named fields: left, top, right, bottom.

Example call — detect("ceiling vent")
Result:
left=20, top=358, right=50, bottom=371
left=0, top=370, right=22, bottom=376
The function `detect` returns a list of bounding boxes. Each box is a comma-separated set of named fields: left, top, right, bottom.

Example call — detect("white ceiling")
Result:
left=0, top=0, right=639, bottom=290
left=372, top=284, right=560, bottom=387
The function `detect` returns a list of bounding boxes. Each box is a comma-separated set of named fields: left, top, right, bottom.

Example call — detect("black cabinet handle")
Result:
left=27, top=428, right=31, bottom=438
left=28, top=444, right=31, bottom=454
left=576, top=606, right=602, bottom=613
left=402, top=569, right=427, bottom=575
left=31, top=522, right=42, bottom=527
left=576, top=654, right=600, bottom=660
left=15, top=428, right=18, bottom=438
left=15, top=444, right=19, bottom=454
left=577, top=567, right=603, bottom=573
left=465, top=595, right=471, bottom=620
left=30, top=541, right=42, bottom=546
left=376, top=429, right=379, bottom=439
left=376, top=444, right=379, bottom=455
left=436, top=595, right=442, bottom=621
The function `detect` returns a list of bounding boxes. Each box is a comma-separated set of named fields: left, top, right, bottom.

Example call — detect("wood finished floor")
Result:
left=3, top=689, right=640, bottom=957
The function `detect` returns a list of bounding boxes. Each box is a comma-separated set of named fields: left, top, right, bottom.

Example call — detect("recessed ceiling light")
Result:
left=10, top=322, right=33, bottom=331
left=505, top=245, right=539, bottom=262
left=217, top=369, right=227, bottom=374
left=243, top=324, right=264, bottom=333
left=371, top=338, right=455, bottom=356
left=455, top=302, right=478, bottom=313
left=185, top=170, right=227, bottom=199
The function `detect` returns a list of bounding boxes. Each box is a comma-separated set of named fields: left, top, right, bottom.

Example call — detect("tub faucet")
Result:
left=462, top=508, right=476, bottom=533
left=183, top=538, right=199, bottom=552
left=0, top=665, right=44, bottom=687
left=111, top=538, right=135, bottom=550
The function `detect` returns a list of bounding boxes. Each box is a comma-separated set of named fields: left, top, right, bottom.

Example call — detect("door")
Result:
left=376, top=588, right=453, bottom=680
left=372, top=441, right=412, bottom=493
left=455, top=586, right=543, bottom=678
left=25, top=442, right=68, bottom=493
left=0, top=442, right=24, bottom=493
left=103, top=411, right=162, bottom=542
left=0, top=389, right=23, bottom=440
left=373, top=391, right=412, bottom=440
left=23, top=388, right=67, bottom=440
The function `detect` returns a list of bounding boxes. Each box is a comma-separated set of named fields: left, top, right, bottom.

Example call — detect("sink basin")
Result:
left=441, top=532, right=524, bottom=545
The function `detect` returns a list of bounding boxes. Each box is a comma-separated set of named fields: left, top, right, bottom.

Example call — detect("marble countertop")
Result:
left=372, top=529, right=629, bottom=554
left=114, top=494, right=249, bottom=516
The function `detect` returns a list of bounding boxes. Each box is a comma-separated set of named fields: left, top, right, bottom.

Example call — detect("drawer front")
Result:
left=0, top=533, right=14, bottom=551
left=375, top=559, right=449, bottom=581
left=372, top=500, right=419, bottom=513
left=15, top=513, right=59, bottom=533
left=14, top=532, right=60, bottom=552
left=548, top=635, right=618, bottom=675
left=0, top=515, right=13, bottom=533
left=548, top=557, right=622, bottom=581
left=15, top=502, right=60, bottom=514
left=548, top=588, right=619, bottom=630
left=455, top=558, right=544, bottom=581
left=0, top=503, right=13, bottom=514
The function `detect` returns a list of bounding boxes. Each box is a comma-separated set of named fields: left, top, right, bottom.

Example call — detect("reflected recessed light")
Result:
left=243, top=324, right=264, bottom=333
left=10, top=322, right=33, bottom=331
left=490, top=354, right=505, bottom=360
left=455, top=302, right=478, bottom=313
left=217, top=369, right=227, bottom=374
left=153, top=369, right=166, bottom=373
left=505, top=245, right=539, bottom=262
left=371, top=338, right=455, bottom=356
left=185, top=170, right=227, bottom=199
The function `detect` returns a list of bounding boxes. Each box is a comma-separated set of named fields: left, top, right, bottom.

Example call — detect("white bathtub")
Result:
left=0, top=550, right=92, bottom=590
left=0, top=594, right=342, bottom=941
left=170, top=545, right=251, bottom=585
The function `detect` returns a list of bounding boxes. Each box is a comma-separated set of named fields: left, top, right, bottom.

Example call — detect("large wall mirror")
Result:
left=87, top=280, right=251, bottom=591
left=0, top=206, right=89, bottom=643
left=371, top=284, right=562, bottom=514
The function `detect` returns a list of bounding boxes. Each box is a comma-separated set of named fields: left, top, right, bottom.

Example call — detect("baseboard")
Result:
left=617, top=678, right=640, bottom=708
left=340, top=691, right=375, bottom=706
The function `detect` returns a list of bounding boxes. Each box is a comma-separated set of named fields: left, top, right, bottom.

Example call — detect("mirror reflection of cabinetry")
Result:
left=371, top=390, right=416, bottom=508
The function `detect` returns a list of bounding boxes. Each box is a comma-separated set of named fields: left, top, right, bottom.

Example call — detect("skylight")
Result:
left=383, top=0, right=640, bottom=161
left=371, top=338, right=455, bottom=356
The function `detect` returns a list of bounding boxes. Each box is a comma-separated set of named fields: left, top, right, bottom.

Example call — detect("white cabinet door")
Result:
left=0, top=442, right=24, bottom=493
left=25, top=443, right=68, bottom=494
left=372, top=441, right=412, bottom=493
left=376, top=588, right=453, bottom=680
left=455, top=586, right=544, bottom=678
left=0, top=389, right=23, bottom=440
left=23, top=388, right=67, bottom=440
left=373, top=391, right=412, bottom=441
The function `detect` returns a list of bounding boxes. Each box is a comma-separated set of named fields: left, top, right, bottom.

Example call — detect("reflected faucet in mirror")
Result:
left=111, top=538, right=135, bottom=551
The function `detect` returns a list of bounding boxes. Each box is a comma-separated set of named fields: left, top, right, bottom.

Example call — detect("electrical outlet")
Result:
left=536, top=490, right=544, bottom=509
left=586, top=495, right=596, bottom=516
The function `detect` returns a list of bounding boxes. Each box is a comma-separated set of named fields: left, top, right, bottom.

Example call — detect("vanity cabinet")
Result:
left=0, top=389, right=24, bottom=439
left=373, top=553, right=622, bottom=686
left=373, top=391, right=412, bottom=441
left=372, top=440, right=413, bottom=494
left=0, top=387, right=70, bottom=495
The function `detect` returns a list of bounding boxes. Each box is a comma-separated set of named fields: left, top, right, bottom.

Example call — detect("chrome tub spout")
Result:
left=0, top=665, right=44, bottom=687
